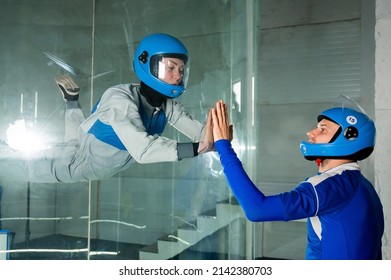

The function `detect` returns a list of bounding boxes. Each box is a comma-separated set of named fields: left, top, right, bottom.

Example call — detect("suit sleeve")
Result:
left=166, top=100, right=205, bottom=142
left=215, top=140, right=318, bottom=221
left=99, top=87, right=179, bottom=163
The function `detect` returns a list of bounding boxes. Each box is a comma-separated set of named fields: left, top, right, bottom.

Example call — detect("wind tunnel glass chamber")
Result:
left=0, top=0, right=353, bottom=260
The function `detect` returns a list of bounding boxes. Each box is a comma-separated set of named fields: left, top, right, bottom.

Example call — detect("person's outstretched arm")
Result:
left=211, top=101, right=286, bottom=221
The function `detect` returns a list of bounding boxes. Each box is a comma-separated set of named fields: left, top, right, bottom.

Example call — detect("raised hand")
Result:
left=197, top=109, right=215, bottom=154
left=211, top=100, right=232, bottom=142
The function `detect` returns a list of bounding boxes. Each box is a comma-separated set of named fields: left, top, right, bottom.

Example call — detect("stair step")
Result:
left=159, top=233, right=179, bottom=242
left=216, top=202, right=243, bottom=219
left=139, top=196, right=243, bottom=260
left=198, top=208, right=217, bottom=218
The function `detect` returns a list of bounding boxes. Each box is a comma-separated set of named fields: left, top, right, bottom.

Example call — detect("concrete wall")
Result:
left=374, top=0, right=391, bottom=260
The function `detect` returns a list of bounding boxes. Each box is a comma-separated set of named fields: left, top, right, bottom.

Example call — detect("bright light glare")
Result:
left=6, top=119, right=47, bottom=151
left=232, top=139, right=256, bottom=151
left=233, top=81, right=241, bottom=112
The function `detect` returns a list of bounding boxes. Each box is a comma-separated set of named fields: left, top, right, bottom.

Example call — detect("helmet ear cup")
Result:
left=138, top=51, right=149, bottom=64
left=300, top=107, right=376, bottom=161
left=344, top=126, right=359, bottom=140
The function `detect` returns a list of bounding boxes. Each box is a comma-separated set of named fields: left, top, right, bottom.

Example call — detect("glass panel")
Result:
left=90, top=0, right=252, bottom=260
left=1, top=0, right=316, bottom=261
left=0, top=0, right=93, bottom=259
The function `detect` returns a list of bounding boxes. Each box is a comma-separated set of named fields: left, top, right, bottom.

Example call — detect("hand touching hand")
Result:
left=211, top=100, right=233, bottom=142
left=197, top=110, right=214, bottom=154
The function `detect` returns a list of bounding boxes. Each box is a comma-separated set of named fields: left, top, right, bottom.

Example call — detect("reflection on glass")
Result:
left=0, top=0, right=306, bottom=261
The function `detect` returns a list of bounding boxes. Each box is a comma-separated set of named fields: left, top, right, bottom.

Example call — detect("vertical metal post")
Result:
left=244, top=0, right=256, bottom=260
left=25, top=182, right=31, bottom=259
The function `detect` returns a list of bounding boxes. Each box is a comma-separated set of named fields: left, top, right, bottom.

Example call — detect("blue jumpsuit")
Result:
left=215, top=139, right=384, bottom=260
left=0, top=84, right=204, bottom=183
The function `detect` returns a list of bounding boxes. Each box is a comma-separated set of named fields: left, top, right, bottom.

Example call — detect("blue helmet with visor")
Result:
left=300, top=107, right=376, bottom=161
left=133, top=33, right=189, bottom=98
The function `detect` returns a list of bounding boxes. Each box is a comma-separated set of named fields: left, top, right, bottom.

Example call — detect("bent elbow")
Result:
left=243, top=210, right=262, bottom=222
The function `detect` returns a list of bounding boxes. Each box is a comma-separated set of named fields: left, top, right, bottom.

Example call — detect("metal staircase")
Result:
left=139, top=197, right=243, bottom=260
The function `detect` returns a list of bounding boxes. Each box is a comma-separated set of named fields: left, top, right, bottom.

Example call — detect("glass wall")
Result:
left=0, top=0, right=262, bottom=260
left=0, top=0, right=363, bottom=261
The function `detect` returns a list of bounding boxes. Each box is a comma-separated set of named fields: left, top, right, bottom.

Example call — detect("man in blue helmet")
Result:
left=0, top=33, right=214, bottom=183
left=210, top=99, right=384, bottom=260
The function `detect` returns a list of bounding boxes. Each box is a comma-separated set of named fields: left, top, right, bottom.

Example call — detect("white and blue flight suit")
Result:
left=0, top=83, right=204, bottom=183
left=215, top=139, right=384, bottom=259
left=214, top=102, right=385, bottom=261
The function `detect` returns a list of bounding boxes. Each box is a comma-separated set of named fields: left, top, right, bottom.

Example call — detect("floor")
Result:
left=9, top=234, right=282, bottom=260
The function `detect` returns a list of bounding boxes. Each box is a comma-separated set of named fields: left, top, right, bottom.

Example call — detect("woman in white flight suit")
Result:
left=0, top=33, right=213, bottom=183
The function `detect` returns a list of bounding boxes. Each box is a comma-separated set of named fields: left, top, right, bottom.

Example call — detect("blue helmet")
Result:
left=133, top=33, right=190, bottom=98
left=300, top=107, right=376, bottom=161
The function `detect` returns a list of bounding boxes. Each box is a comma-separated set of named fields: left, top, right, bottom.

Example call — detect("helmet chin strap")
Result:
left=316, top=159, right=323, bottom=167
